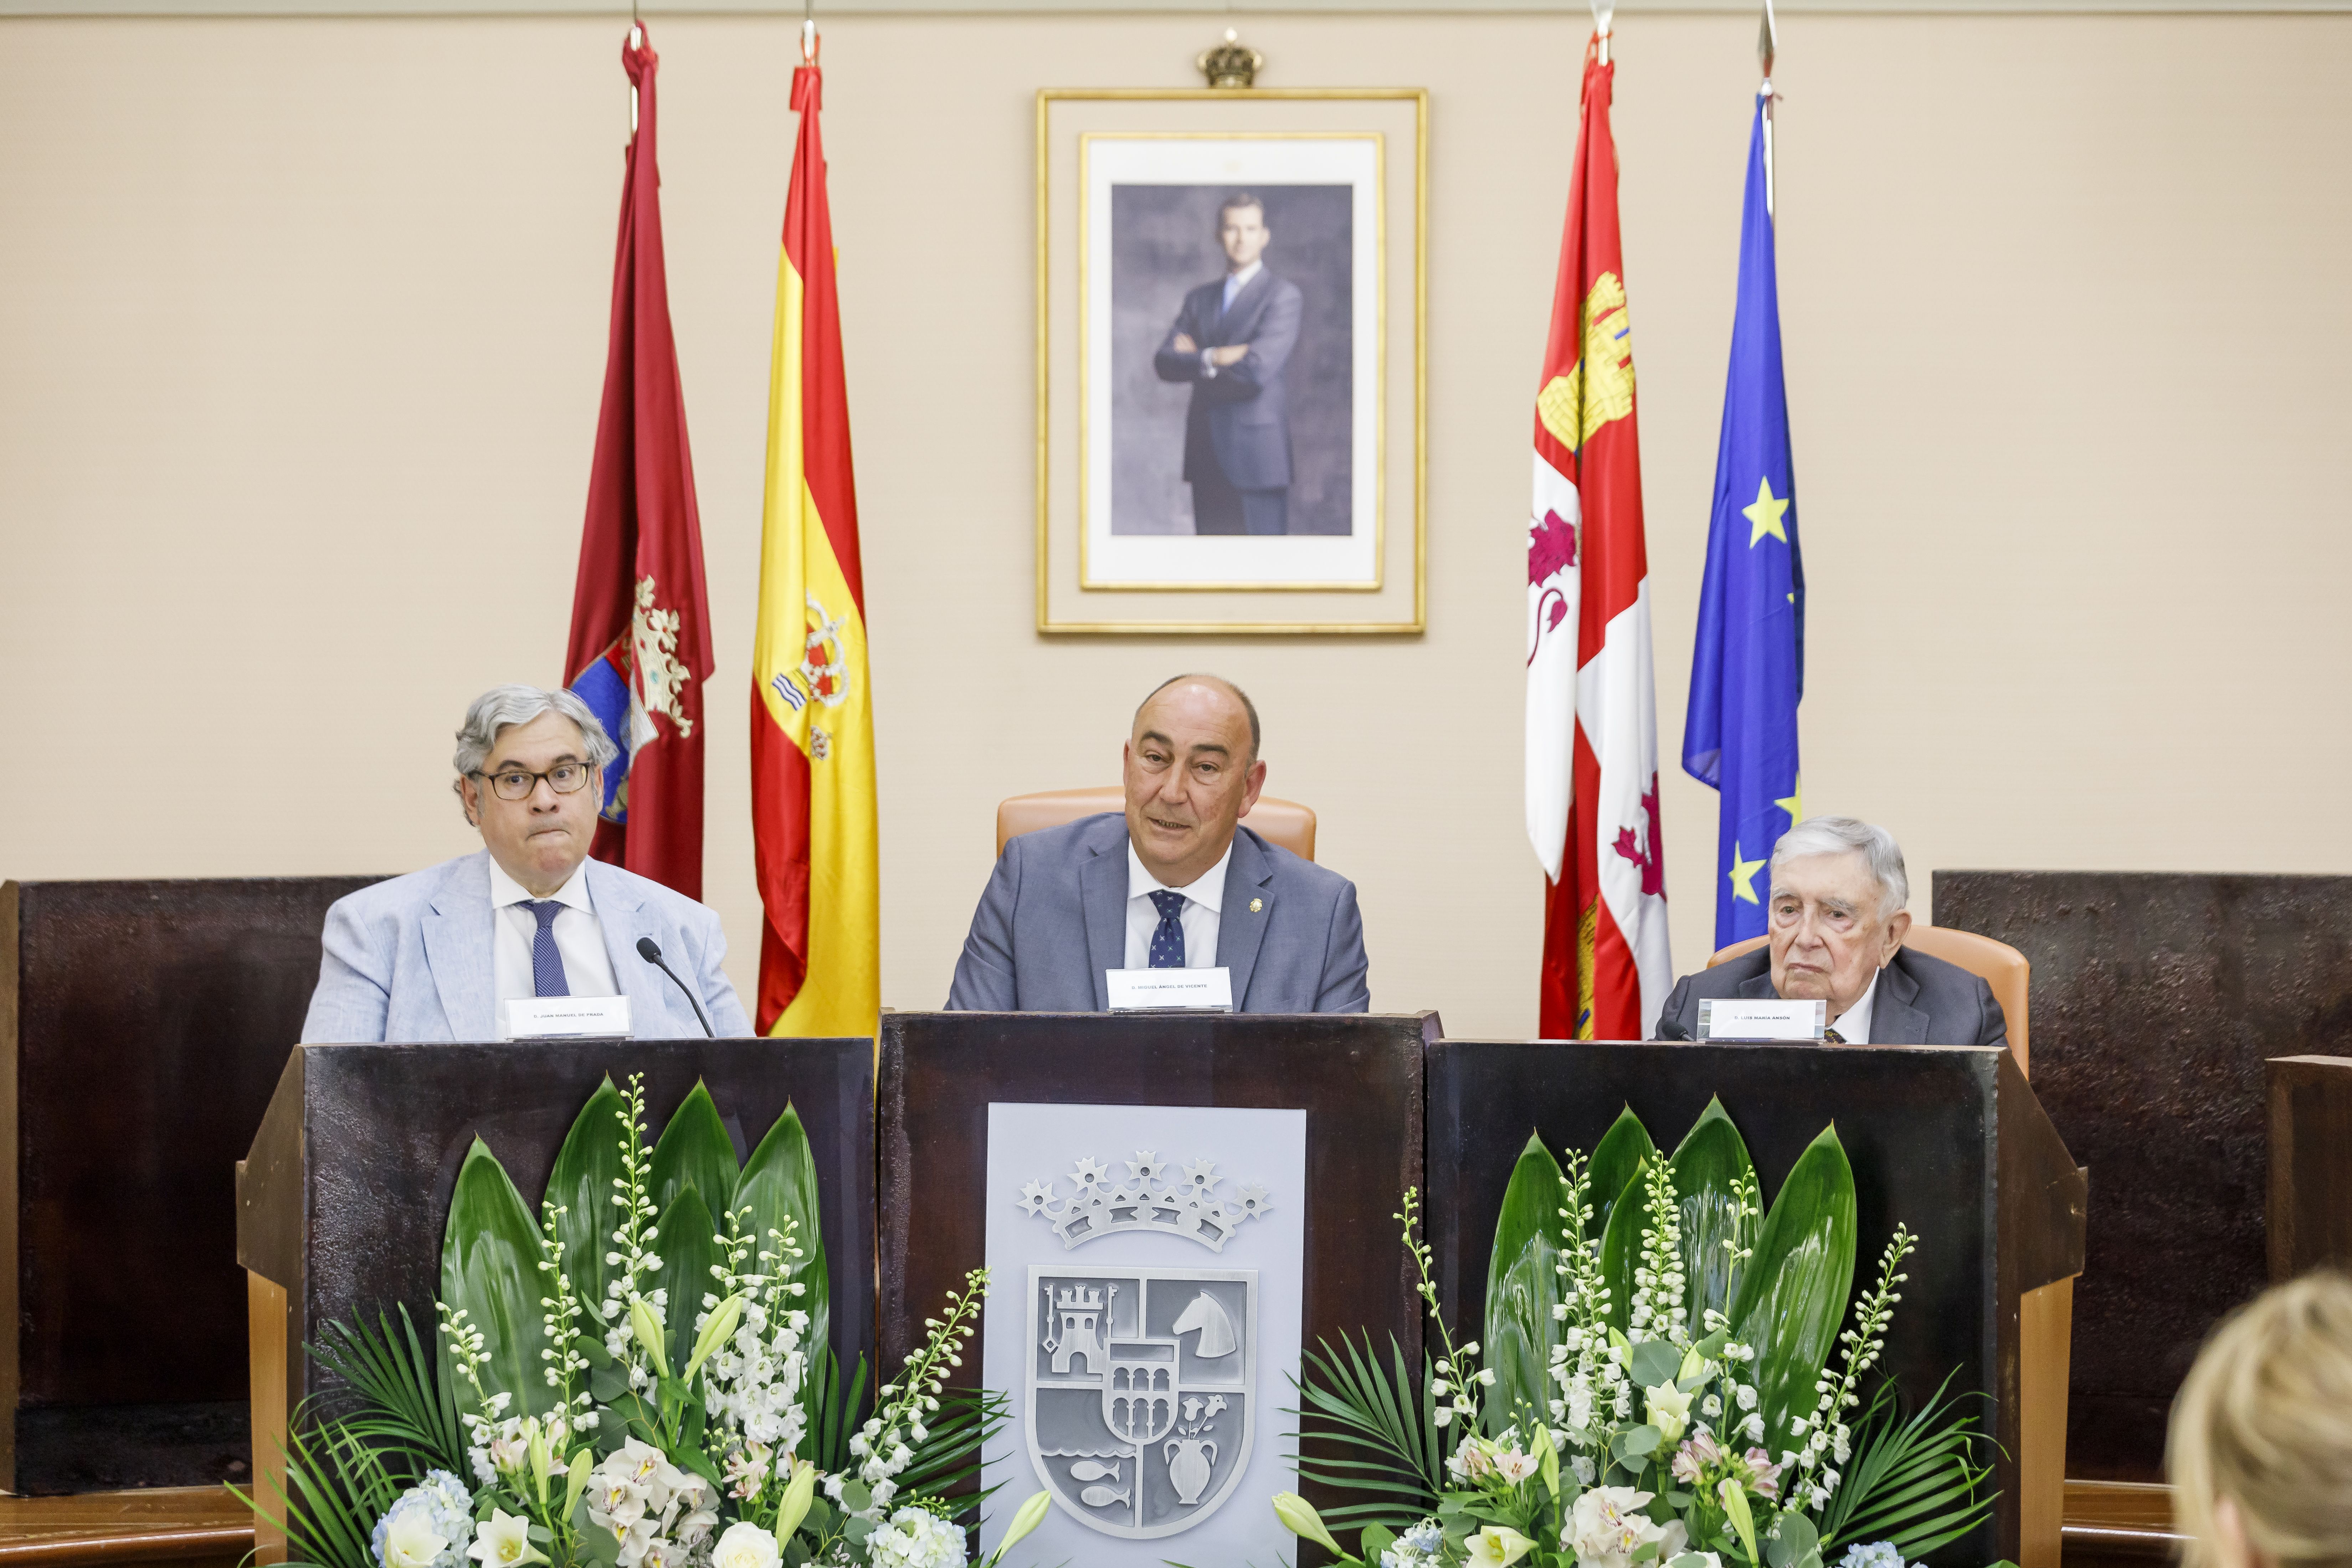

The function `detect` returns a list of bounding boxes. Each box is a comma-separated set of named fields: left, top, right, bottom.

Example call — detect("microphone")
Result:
left=637, top=937, right=715, bottom=1038
left=1653, top=1014, right=1693, bottom=1041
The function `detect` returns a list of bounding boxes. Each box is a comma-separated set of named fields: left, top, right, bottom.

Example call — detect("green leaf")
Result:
left=1283, top=1332, right=1442, bottom=1532
left=735, top=1101, right=832, bottom=1403
left=1587, top=1107, right=1657, bottom=1243
left=649, top=1185, right=721, bottom=1378
left=1483, top=1131, right=1568, bottom=1435
left=1359, top=1523, right=1399, bottom=1559
left=1598, top=1153, right=1653, bottom=1338
left=544, top=1077, right=631, bottom=1321
left=1627, top=1339, right=1681, bottom=1390
left=650, top=1080, right=739, bottom=1222
left=1816, top=1372, right=1998, bottom=1558
left=308, top=1304, right=465, bottom=1472
left=1729, top=1126, right=1858, bottom=1464
left=1765, top=1508, right=1819, bottom=1568
left=441, top=1138, right=556, bottom=1420
left=1668, top=1098, right=1758, bottom=1327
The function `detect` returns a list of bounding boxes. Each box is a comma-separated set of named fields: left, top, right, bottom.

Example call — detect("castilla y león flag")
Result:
left=1525, top=28, right=1673, bottom=1039
left=750, top=51, right=879, bottom=1037
left=566, top=26, right=715, bottom=899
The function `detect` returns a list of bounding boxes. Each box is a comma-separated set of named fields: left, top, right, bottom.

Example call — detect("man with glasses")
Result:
left=299, top=684, right=751, bottom=1042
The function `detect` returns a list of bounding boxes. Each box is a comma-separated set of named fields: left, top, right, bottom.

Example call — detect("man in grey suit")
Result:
left=301, top=684, right=751, bottom=1043
left=1652, top=817, right=2008, bottom=1048
left=1152, top=193, right=1303, bottom=537
left=947, top=674, right=1370, bottom=1013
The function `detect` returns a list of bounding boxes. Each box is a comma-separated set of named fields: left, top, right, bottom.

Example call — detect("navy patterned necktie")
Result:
left=1146, top=889, right=1188, bottom=969
left=523, top=900, right=571, bottom=997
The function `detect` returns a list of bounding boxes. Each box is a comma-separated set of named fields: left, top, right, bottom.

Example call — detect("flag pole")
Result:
left=1757, top=0, right=1777, bottom=219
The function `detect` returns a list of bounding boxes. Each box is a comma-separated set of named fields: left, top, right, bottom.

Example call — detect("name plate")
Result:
left=1696, top=997, right=1826, bottom=1042
left=1105, top=967, right=1234, bottom=1012
left=499, top=996, right=633, bottom=1040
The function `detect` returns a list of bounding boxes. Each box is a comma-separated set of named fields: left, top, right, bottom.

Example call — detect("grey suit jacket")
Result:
left=300, top=850, right=753, bottom=1043
left=945, top=813, right=1370, bottom=1013
left=1652, top=945, right=2007, bottom=1048
left=1152, top=269, right=1304, bottom=492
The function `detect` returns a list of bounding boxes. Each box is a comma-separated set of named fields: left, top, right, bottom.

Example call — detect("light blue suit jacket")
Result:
left=945, top=813, right=1370, bottom=1013
left=300, top=850, right=753, bottom=1043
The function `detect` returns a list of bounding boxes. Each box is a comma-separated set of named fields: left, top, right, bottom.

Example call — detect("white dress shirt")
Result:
left=1123, top=839, right=1233, bottom=971
left=489, top=858, right=619, bottom=1003
left=1830, top=971, right=1880, bottom=1044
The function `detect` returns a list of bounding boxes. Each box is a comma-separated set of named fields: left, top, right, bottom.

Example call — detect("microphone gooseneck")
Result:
left=637, top=936, right=715, bottom=1038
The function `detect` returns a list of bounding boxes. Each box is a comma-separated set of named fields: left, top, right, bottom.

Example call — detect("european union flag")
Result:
left=1684, top=90, right=1804, bottom=949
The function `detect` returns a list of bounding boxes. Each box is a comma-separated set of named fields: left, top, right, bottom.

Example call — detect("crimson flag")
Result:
left=565, top=26, right=716, bottom=900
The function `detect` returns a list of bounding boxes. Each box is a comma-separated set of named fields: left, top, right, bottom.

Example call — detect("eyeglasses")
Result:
left=470, top=762, right=598, bottom=802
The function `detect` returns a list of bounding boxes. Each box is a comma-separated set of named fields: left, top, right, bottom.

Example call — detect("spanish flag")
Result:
left=751, top=50, right=878, bottom=1037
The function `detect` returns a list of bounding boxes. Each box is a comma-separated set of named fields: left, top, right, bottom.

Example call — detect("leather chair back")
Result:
left=994, top=787, right=1317, bottom=862
left=1705, top=924, right=2031, bottom=1075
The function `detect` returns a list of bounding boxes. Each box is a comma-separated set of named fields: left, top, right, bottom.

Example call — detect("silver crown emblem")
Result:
left=1017, top=1151, right=1273, bottom=1252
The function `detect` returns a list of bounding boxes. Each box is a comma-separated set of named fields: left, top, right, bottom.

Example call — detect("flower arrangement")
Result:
left=240, top=1074, right=1047, bottom=1568
left=1276, top=1098, right=2000, bottom=1568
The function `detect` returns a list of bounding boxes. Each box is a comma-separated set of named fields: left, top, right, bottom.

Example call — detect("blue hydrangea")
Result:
left=1837, top=1542, right=1906, bottom=1568
left=369, top=1470, right=476, bottom=1568
left=1382, top=1517, right=1447, bottom=1568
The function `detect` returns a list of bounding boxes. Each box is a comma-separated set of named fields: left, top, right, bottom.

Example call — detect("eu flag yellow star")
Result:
left=1728, top=839, right=1766, bottom=905
left=1776, top=777, right=1802, bottom=825
left=1744, top=477, right=1790, bottom=547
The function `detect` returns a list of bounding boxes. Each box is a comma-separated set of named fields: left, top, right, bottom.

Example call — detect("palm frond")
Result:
left=896, top=1387, right=1014, bottom=1517
left=1285, top=1331, right=1441, bottom=1532
left=1816, top=1372, right=1999, bottom=1559
left=232, top=1408, right=417, bottom=1568
left=309, top=1305, right=466, bottom=1472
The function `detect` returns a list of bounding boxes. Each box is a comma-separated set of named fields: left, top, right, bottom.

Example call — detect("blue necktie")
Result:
left=523, top=901, right=570, bottom=997
left=1147, top=889, right=1187, bottom=969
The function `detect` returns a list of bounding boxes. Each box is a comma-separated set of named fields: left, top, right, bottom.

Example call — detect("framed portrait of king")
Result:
left=1036, top=88, right=1426, bottom=633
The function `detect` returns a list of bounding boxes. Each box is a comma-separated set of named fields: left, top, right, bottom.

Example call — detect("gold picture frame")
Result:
left=1036, top=88, right=1427, bottom=635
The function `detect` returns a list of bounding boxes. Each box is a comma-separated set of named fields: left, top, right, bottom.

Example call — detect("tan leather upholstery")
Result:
left=994, top=787, right=1317, bottom=862
left=1705, top=924, right=2032, bottom=1076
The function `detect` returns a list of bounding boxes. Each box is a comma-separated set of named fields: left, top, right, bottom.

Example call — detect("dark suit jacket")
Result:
left=1652, top=945, right=2008, bottom=1048
left=945, top=813, right=1369, bottom=1014
left=1152, top=269, right=1304, bottom=492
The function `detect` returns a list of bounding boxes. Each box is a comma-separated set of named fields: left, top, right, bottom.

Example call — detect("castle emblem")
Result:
left=1026, top=1266, right=1255, bottom=1540
left=1017, top=1152, right=1273, bottom=1252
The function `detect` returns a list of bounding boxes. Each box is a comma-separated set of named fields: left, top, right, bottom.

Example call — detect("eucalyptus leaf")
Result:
left=1728, top=1126, right=1859, bottom=1462
left=440, top=1137, right=557, bottom=1420
left=1668, top=1097, right=1759, bottom=1326
left=1482, top=1131, right=1568, bottom=1435
left=1359, top=1523, right=1398, bottom=1559
left=736, top=1101, right=832, bottom=1380
left=1765, top=1508, right=1819, bottom=1568
left=1587, top=1107, right=1657, bottom=1243
left=543, top=1077, right=631, bottom=1326
left=1627, top=1339, right=1682, bottom=1390
left=649, top=1185, right=721, bottom=1377
left=649, top=1080, right=739, bottom=1222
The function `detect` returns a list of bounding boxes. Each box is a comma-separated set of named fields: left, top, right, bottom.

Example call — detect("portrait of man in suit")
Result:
left=1151, top=192, right=1304, bottom=535
left=1104, top=180, right=1355, bottom=545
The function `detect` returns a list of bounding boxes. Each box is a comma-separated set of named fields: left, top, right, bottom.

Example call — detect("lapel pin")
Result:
left=1249, top=898, right=1263, bottom=913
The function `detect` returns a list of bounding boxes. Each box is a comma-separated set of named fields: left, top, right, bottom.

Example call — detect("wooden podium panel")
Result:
left=1935, top=869, right=2352, bottom=1479
left=2268, top=1054, right=2352, bottom=1280
left=0, top=875, right=382, bottom=1494
left=1427, top=1041, right=2085, bottom=1568
left=876, top=1008, right=1431, bottom=1544
left=236, top=1039, right=875, bottom=1424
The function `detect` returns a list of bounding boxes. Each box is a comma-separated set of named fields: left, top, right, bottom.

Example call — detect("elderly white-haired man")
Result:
left=1652, top=816, right=2007, bottom=1047
left=300, top=684, right=751, bottom=1043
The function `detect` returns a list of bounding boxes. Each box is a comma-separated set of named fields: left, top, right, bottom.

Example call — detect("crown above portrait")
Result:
left=1017, top=1151, right=1273, bottom=1252
left=1196, top=30, right=1265, bottom=89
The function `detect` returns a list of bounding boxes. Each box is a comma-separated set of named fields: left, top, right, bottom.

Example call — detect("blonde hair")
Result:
left=2168, top=1270, right=2352, bottom=1568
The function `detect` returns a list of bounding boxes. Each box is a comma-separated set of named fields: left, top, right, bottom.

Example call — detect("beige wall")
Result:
left=4, top=8, right=2349, bottom=1037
